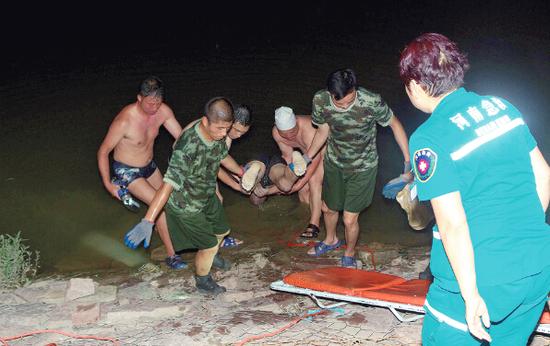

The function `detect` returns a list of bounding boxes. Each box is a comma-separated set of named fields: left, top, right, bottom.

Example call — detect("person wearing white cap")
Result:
left=271, top=106, right=326, bottom=240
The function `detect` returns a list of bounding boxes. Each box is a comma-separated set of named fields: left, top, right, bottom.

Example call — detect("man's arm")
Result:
left=162, top=107, right=184, bottom=140
left=253, top=184, right=282, bottom=197
left=124, top=182, right=173, bottom=249
left=289, top=153, right=322, bottom=193
left=431, top=191, right=492, bottom=342
left=182, top=118, right=200, bottom=133
left=220, top=155, right=244, bottom=177
left=389, top=115, right=411, bottom=164
left=143, top=183, right=173, bottom=223
left=173, top=119, right=200, bottom=149
left=530, top=147, right=550, bottom=212
left=306, top=123, right=330, bottom=160
left=217, top=168, right=241, bottom=191
left=97, top=117, right=126, bottom=199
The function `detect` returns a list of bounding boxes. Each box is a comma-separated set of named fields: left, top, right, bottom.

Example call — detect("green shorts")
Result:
left=322, top=160, right=377, bottom=213
left=166, top=194, right=230, bottom=251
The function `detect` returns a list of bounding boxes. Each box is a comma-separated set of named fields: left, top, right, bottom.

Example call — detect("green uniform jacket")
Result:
left=164, top=122, right=228, bottom=215
left=410, top=88, right=550, bottom=292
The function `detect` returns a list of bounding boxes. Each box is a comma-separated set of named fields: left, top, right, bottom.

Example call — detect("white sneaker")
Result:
left=241, top=162, right=262, bottom=192
left=291, top=151, right=307, bottom=177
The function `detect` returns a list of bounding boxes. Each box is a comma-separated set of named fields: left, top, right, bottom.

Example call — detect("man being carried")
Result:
left=97, top=76, right=186, bottom=270
left=305, top=68, right=412, bottom=268
left=241, top=151, right=309, bottom=206
left=124, top=97, right=244, bottom=294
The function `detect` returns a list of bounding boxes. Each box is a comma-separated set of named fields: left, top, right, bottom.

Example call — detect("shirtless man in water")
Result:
left=97, top=76, right=186, bottom=269
left=270, top=106, right=325, bottom=239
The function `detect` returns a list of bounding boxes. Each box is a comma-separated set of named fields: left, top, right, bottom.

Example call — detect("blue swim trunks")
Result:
left=112, top=160, right=158, bottom=187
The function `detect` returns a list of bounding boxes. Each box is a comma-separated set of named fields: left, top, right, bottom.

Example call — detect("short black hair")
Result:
left=234, top=104, right=252, bottom=126
left=139, top=76, right=164, bottom=99
left=204, top=96, right=234, bottom=123
left=326, top=68, right=357, bottom=100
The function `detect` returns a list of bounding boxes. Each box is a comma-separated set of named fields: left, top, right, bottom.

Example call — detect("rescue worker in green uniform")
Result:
left=400, top=33, right=550, bottom=345
left=124, top=96, right=246, bottom=295
left=305, top=68, right=412, bottom=267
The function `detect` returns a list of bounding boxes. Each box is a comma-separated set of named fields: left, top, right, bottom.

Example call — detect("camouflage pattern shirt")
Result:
left=163, top=122, right=228, bottom=214
left=312, top=87, right=394, bottom=172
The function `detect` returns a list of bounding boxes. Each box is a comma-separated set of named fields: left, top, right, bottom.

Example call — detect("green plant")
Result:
left=0, top=232, right=40, bottom=289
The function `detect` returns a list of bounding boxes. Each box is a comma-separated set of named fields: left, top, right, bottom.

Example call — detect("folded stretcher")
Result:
left=270, top=267, right=550, bottom=334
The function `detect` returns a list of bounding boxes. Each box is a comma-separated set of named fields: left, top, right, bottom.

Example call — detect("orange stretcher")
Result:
left=270, top=267, right=550, bottom=334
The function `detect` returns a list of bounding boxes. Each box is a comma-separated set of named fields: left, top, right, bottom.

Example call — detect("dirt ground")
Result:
left=1, top=238, right=548, bottom=346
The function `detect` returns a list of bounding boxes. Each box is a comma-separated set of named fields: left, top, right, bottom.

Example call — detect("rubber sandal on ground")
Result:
left=165, top=254, right=188, bottom=270
left=241, top=162, right=262, bottom=192
left=308, top=239, right=344, bottom=257
left=341, top=255, right=357, bottom=269
left=221, top=236, right=243, bottom=248
left=300, top=224, right=320, bottom=239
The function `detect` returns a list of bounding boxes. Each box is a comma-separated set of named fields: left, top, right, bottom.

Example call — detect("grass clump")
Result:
left=0, top=232, right=40, bottom=289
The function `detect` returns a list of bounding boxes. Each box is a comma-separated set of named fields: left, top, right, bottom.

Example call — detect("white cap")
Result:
left=274, top=106, right=296, bottom=131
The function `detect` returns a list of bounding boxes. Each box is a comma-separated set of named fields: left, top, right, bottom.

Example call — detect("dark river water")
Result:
left=1, top=3, right=548, bottom=274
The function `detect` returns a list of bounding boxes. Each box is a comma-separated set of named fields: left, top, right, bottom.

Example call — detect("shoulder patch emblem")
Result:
left=413, top=148, right=438, bottom=183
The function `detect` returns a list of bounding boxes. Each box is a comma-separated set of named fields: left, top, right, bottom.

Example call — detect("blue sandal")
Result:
left=221, top=236, right=243, bottom=248
left=165, top=254, right=188, bottom=270
left=341, top=256, right=357, bottom=268
left=309, top=239, right=344, bottom=257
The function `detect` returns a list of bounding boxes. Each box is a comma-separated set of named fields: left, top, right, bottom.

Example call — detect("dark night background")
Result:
left=1, top=1, right=549, bottom=272
left=5, top=1, right=549, bottom=81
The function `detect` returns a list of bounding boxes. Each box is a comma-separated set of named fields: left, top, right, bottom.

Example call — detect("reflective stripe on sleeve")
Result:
left=433, top=231, right=441, bottom=240
left=450, top=118, right=524, bottom=160
left=425, top=300, right=469, bottom=332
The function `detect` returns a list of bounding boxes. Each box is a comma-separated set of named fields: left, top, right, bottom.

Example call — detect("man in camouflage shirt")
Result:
left=124, top=97, right=245, bottom=295
left=305, top=68, right=412, bottom=268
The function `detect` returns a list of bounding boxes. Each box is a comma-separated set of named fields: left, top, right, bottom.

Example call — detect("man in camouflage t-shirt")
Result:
left=124, top=97, right=245, bottom=295
left=305, top=68, right=412, bottom=268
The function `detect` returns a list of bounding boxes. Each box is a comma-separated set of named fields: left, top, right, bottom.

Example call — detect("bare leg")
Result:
left=195, top=246, right=218, bottom=276
left=342, top=211, right=360, bottom=258
left=196, top=231, right=228, bottom=275
left=308, top=202, right=339, bottom=255
left=128, top=169, right=176, bottom=257
left=269, top=164, right=299, bottom=193
left=298, top=186, right=310, bottom=204
left=307, top=166, right=324, bottom=227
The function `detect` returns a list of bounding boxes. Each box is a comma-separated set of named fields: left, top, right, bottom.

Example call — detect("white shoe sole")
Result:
left=291, top=151, right=307, bottom=177
left=241, top=162, right=262, bottom=192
